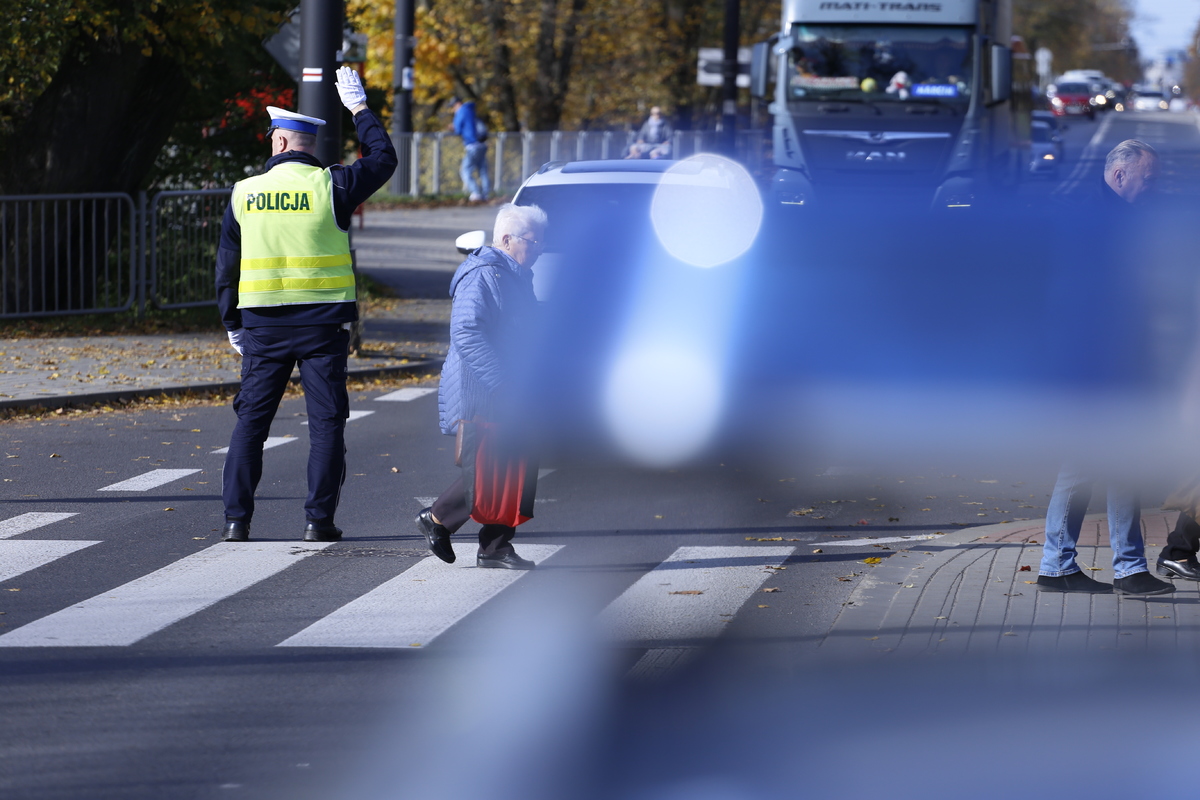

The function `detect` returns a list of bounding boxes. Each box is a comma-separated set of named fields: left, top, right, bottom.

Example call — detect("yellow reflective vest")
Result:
left=231, top=162, right=355, bottom=308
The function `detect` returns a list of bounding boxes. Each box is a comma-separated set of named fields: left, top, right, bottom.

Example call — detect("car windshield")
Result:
left=1137, top=90, right=1163, bottom=98
left=514, top=183, right=658, bottom=251
left=1054, top=83, right=1089, bottom=95
left=787, top=25, right=972, bottom=102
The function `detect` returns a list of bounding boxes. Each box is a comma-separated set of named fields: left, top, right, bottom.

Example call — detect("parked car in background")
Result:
left=1049, top=82, right=1095, bottom=119
left=1029, top=120, right=1062, bottom=177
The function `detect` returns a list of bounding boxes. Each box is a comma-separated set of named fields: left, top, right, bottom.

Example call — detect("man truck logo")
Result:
left=818, top=2, right=943, bottom=10
left=845, top=150, right=907, bottom=163
left=244, top=191, right=314, bottom=213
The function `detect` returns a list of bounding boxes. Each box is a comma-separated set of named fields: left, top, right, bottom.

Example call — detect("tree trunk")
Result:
left=479, top=0, right=522, bottom=132
left=525, top=0, right=586, bottom=131
left=0, top=36, right=188, bottom=196
left=661, top=0, right=706, bottom=131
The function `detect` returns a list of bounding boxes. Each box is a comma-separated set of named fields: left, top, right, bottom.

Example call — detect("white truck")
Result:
left=750, top=0, right=1027, bottom=208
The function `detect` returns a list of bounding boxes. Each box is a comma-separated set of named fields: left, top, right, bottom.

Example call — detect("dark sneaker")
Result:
left=222, top=520, right=249, bottom=542
left=477, top=550, right=536, bottom=570
left=1114, top=571, right=1176, bottom=596
left=1156, top=556, right=1200, bottom=581
left=1036, top=572, right=1113, bottom=593
left=303, top=521, right=343, bottom=542
left=417, top=508, right=455, bottom=563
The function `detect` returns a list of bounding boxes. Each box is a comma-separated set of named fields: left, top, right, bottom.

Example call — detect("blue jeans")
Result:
left=1039, top=465, right=1147, bottom=579
left=461, top=143, right=490, bottom=198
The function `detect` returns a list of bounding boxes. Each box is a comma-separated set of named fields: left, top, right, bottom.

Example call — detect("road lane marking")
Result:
left=278, top=542, right=562, bottom=648
left=98, top=469, right=201, bottom=492
left=0, top=512, right=78, bottom=539
left=302, top=410, right=374, bottom=425
left=0, top=540, right=100, bottom=583
left=1054, top=113, right=1113, bottom=195
left=816, top=534, right=945, bottom=547
left=599, top=545, right=794, bottom=643
left=0, top=542, right=332, bottom=647
left=376, top=387, right=437, bottom=402
left=212, top=437, right=298, bottom=455
left=538, top=468, right=556, bottom=479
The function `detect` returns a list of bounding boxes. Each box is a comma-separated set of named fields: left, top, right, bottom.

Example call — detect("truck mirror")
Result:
left=990, top=45, right=1012, bottom=104
left=750, top=41, right=771, bottom=99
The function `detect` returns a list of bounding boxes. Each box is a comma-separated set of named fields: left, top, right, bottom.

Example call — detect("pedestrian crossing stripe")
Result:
left=302, top=410, right=374, bottom=425
left=0, top=512, right=77, bottom=540
left=0, top=540, right=100, bottom=583
left=600, top=545, right=794, bottom=642
left=212, top=437, right=298, bottom=455
left=0, top=542, right=332, bottom=647
left=97, top=468, right=202, bottom=492
left=278, top=543, right=562, bottom=649
left=375, top=387, right=436, bottom=402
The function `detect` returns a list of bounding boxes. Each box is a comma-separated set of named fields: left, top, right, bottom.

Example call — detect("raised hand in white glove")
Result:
left=227, top=328, right=245, bottom=356
left=335, top=66, right=368, bottom=112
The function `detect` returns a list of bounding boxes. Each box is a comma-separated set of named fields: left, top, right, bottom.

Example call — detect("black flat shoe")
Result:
left=477, top=550, right=535, bottom=570
left=1157, top=556, right=1200, bottom=581
left=1036, top=572, right=1113, bottom=593
left=1114, top=571, right=1176, bottom=596
left=303, top=521, right=343, bottom=542
left=222, top=521, right=249, bottom=542
left=417, top=508, right=455, bottom=563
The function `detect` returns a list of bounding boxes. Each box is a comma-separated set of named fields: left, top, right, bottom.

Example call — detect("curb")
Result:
left=0, top=358, right=443, bottom=412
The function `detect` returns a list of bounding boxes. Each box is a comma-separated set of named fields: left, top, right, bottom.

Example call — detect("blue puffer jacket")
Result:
left=438, top=246, right=538, bottom=434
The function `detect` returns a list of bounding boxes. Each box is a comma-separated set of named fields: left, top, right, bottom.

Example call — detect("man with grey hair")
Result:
left=1102, top=138, right=1159, bottom=204
left=1037, top=137, right=1170, bottom=596
left=417, top=203, right=549, bottom=569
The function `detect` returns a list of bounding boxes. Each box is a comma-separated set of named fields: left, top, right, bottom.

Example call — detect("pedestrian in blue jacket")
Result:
left=451, top=97, right=490, bottom=201
left=417, top=203, right=547, bottom=568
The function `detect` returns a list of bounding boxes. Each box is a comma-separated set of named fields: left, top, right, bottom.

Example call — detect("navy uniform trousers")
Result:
left=222, top=324, right=350, bottom=524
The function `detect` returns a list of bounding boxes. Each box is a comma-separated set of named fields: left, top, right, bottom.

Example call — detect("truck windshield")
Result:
left=788, top=25, right=972, bottom=102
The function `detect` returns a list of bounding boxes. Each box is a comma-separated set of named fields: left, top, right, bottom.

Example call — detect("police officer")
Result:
left=215, top=67, right=397, bottom=543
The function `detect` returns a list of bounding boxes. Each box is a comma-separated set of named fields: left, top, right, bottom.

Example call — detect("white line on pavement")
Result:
left=816, top=534, right=946, bottom=547
left=302, top=410, right=374, bottom=425
left=1054, top=113, right=1113, bottom=195
left=278, top=542, right=562, bottom=648
left=0, top=540, right=100, bottom=583
left=599, top=545, right=794, bottom=643
left=0, top=542, right=332, bottom=647
left=98, top=469, right=201, bottom=492
left=0, top=512, right=78, bottom=540
left=211, top=437, right=298, bottom=455
left=375, top=387, right=437, bottom=402
left=538, top=468, right=556, bottom=479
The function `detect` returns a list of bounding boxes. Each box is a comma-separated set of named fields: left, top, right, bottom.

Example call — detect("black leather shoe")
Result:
left=477, top=550, right=536, bottom=570
left=417, top=508, right=455, bottom=563
left=1157, top=556, right=1200, bottom=581
left=222, top=520, right=249, bottom=542
left=303, top=521, right=343, bottom=542
left=1036, top=572, right=1113, bottom=593
left=1114, top=571, right=1176, bottom=596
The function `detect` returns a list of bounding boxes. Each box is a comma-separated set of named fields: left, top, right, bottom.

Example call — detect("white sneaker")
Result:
left=469, top=192, right=482, bottom=202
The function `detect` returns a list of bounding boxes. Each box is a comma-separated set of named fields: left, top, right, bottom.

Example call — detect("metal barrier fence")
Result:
left=0, top=129, right=770, bottom=317
left=0, top=193, right=137, bottom=318
left=150, top=189, right=231, bottom=309
left=389, top=129, right=769, bottom=196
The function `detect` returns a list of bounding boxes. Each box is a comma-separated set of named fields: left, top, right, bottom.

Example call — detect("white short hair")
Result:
left=493, top=203, right=548, bottom=242
left=1104, top=139, right=1157, bottom=176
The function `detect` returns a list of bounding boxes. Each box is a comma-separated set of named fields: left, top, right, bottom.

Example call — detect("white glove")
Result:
left=335, top=66, right=368, bottom=111
left=227, top=328, right=245, bottom=356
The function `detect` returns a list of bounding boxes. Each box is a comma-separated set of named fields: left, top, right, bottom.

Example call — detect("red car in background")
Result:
left=1049, top=82, right=1095, bottom=120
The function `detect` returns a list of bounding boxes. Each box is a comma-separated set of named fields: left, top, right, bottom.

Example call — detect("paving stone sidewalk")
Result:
left=818, top=509, right=1200, bottom=658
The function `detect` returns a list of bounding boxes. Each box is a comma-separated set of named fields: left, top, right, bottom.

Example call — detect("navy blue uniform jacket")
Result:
left=215, top=108, right=398, bottom=330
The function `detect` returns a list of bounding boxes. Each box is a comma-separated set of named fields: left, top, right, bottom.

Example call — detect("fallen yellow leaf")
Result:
left=863, top=557, right=883, bottom=564
left=762, top=587, right=780, bottom=593
left=670, top=590, right=703, bottom=595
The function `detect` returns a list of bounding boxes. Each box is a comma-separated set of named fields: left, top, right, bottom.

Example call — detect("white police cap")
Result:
left=266, top=106, right=326, bottom=136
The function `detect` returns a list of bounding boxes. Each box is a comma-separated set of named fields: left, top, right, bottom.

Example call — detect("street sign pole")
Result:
left=721, top=0, right=740, bottom=155
left=298, top=0, right=344, bottom=167
left=392, top=0, right=415, bottom=195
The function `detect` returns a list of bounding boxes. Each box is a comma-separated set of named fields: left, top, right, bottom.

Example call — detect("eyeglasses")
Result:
left=511, top=234, right=542, bottom=248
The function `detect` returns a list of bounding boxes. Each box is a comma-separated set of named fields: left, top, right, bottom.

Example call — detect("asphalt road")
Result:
left=3, top=109, right=1200, bottom=799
